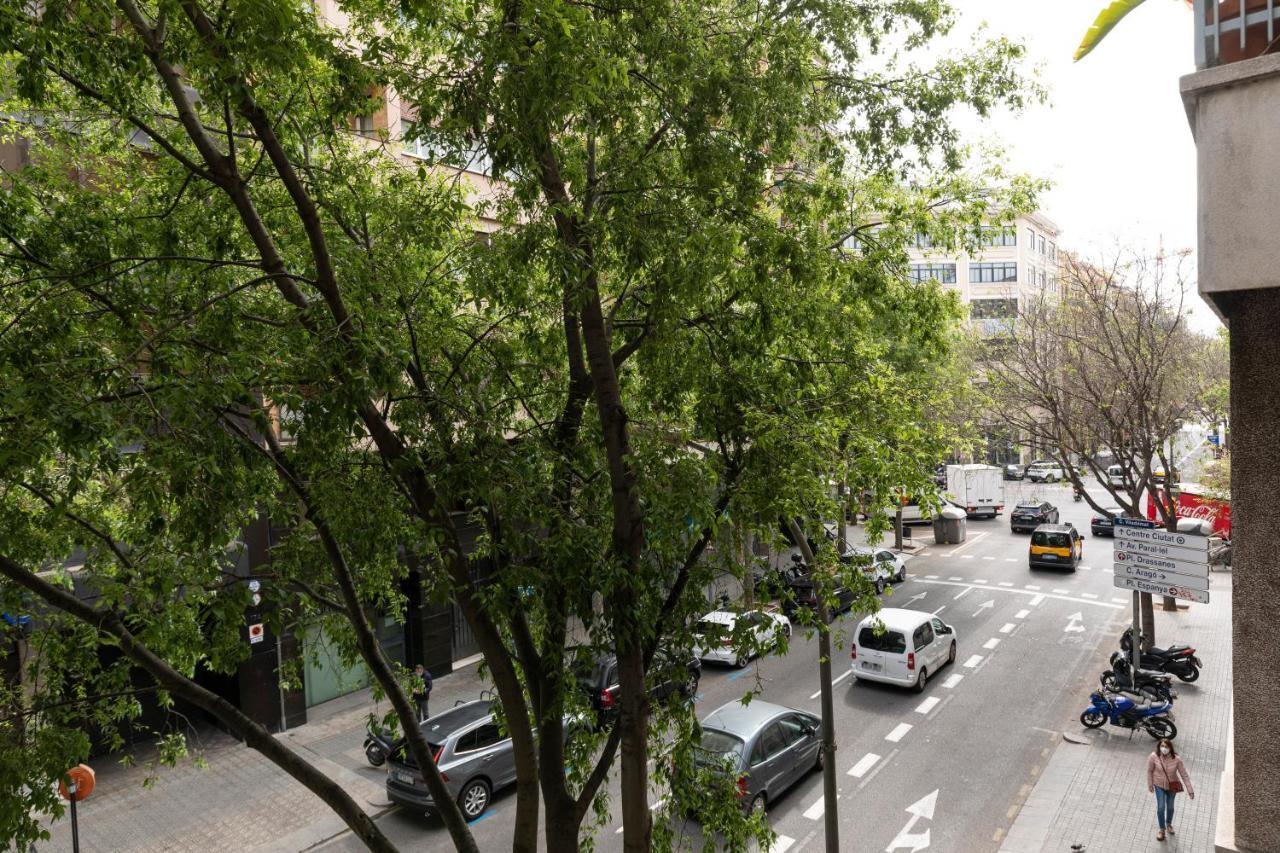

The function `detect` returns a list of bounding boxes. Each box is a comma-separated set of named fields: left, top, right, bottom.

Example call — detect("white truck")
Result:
left=946, top=464, right=1005, bottom=519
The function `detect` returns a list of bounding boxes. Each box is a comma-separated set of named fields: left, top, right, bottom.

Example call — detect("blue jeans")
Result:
left=1155, top=786, right=1177, bottom=829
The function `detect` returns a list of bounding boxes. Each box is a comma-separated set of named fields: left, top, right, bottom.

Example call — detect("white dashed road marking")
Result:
left=998, top=581, right=1014, bottom=587
left=848, top=753, right=881, bottom=778
left=1015, top=609, right=1030, bottom=619
left=810, top=668, right=855, bottom=699
left=803, top=794, right=834, bottom=820
left=973, top=578, right=988, bottom=583
left=932, top=605, right=947, bottom=615
left=1112, top=597, right=1128, bottom=604
left=982, top=556, right=995, bottom=561
left=885, top=723, right=913, bottom=742
left=909, top=579, right=1122, bottom=610
left=949, top=576, right=965, bottom=582
left=1000, top=622, right=1017, bottom=633
left=942, top=674, right=964, bottom=688
left=1030, top=594, right=1046, bottom=606
left=915, top=696, right=941, bottom=714
left=1081, top=592, right=1099, bottom=599
left=1053, top=588, right=1070, bottom=594
left=963, top=654, right=984, bottom=668
left=1025, top=584, right=1041, bottom=590
left=925, top=574, right=938, bottom=579
left=983, top=638, right=1001, bottom=650
left=961, top=555, right=975, bottom=560
left=770, top=835, right=796, bottom=853
left=1005, top=558, right=1017, bottom=562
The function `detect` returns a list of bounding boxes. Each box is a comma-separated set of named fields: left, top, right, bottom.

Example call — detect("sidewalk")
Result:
left=1000, top=574, right=1233, bottom=853
left=38, top=662, right=493, bottom=853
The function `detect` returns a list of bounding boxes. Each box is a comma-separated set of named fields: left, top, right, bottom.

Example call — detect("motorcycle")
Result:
left=363, top=721, right=396, bottom=767
left=1100, top=654, right=1177, bottom=702
left=1080, top=689, right=1177, bottom=739
left=1072, top=486, right=1083, bottom=502
left=1118, top=629, right=1202, bottom=682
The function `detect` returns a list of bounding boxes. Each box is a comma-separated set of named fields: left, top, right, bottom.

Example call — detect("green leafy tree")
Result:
left=0, top=1, right=1037, bottom=851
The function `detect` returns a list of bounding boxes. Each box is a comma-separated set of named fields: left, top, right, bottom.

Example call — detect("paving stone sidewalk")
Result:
left=1000, top=574, right=1233, bottom=853
left=35, top=663, right=492, bottom=853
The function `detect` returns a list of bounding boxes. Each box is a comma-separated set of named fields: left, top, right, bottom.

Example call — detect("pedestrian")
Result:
left=411, top=663, right=432, bottom=721
left=1147, top=736, right=1194, bottom=841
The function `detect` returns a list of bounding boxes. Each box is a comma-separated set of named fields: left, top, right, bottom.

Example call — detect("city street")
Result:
left=316, top=481, right=1147, bottom=853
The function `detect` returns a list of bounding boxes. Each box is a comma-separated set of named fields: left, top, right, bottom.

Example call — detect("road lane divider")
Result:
left=856, top=747, right=900, bottom=790
left=809, top=668, right=854, bottom=700
left=885, top=723, right=913, bottom=743
left=848, top=752, right=881, bottom=778
left=909, top=578, right=1122, bottom=609
left=963, top=654, right=984, bottom=668
left=1015, top=609, right=1030, bottom=619
left=983, top=638, right=1001, bottom=649
left=915, top=696, right=941, bottom=715
left=999, top=622, right=1017, bottom=633
left=942, top=674, right=964, bottom=688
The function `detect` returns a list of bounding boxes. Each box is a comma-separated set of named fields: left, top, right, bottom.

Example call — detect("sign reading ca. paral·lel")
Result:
left=1113, top=548, right=1209, bottom=578
left=1113, top=524, right=1211, bottom=552
left=1113, top=562, right=1210, bottom=592
left=1113, top=574, right=1210, bottom=604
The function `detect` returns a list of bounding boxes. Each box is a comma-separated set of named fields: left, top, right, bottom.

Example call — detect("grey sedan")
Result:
left=694, top=700, right=822, bottom=815
left=385, top=700, right=515, bottom=821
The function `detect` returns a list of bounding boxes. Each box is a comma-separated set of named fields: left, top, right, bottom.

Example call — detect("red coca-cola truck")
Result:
left=1146, top=483, right=1232, bottom=541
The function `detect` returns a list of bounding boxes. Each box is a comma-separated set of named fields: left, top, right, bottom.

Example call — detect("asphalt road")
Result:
left=318, top=480, right=1129, bottom=853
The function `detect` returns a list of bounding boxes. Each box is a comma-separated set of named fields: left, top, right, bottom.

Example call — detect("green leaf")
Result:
left=1075, top=0, right=1151, bottom=62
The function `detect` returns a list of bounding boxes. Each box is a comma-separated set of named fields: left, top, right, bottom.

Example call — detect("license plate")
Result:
left=862, top=662, right=882, bottom=672
left=1041, top=554, right=1057, bottom=560
left=394, top=771, right=416, bottom=785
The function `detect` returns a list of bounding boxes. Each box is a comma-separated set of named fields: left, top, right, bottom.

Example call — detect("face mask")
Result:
left=1159, top=747, right=1171, bottom=756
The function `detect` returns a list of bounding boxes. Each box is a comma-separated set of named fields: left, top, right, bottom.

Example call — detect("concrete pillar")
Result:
left=1224, top=287, right=1280, bottom=852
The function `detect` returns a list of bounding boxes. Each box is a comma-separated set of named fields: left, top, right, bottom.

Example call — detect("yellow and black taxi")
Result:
left=1028, top=523, right=1084, bottom=571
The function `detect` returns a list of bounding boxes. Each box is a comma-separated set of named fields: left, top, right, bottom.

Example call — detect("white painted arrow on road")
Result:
left=1063, top=612, right=1085, bottom=633
left=885, top=789, right=938, bottom=852
left=907, top=591, right=928, bottom=606
left=972, top=599, right=995, bottom=618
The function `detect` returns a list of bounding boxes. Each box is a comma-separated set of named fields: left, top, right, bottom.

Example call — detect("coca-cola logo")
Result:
left=1181, top=505, right=1218, bottom=521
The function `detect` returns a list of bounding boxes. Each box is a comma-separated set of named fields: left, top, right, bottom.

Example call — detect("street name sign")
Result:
left=1114, top=525, right=1211, bottom=551
left=1113, top=548, right=1209, bottom=579
left=1113, top=562, right=1210, bottom=591
left=1113, top=536, right=1211, bottom=562
left=1114, top=517, right=1157, bottom=530
left=1114, top=574, right=1210, bottom=604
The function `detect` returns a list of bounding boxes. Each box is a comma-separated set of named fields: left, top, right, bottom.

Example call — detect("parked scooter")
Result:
left=364, top=721, right=395, bottom=767
left=1080, top=689, right=1177, bottom=739
left=1072, top=485, right=1083, bottom=502
left=1117, top=628, right=1203, bottom=682
left=1100, top=654, right=1177, bottom=702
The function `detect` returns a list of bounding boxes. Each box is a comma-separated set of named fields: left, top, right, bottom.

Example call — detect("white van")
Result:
left=1104, top=464, right=1125, bottom=487
left=850, top=608, right=958, bottom=692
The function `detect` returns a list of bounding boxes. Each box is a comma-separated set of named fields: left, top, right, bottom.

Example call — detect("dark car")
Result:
left=1003, top=464, right=1025, bottom=481
left=1010, top=500, right=1059, bottom=533
left=781, top=570, right=857, bottom=621
left=571, top=647, right=700, bottom=726
left=1091, top=507, right=1124, bottom=536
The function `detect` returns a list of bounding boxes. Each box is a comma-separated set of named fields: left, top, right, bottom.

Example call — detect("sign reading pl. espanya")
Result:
left=1113, top=574, right=1210, bottom=604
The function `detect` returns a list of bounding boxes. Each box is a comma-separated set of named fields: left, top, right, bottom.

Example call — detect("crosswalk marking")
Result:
left=1029, top=594, right=1046, bottom=606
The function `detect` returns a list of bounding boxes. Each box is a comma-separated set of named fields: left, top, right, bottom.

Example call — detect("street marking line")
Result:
left=848, top=753, right=881, bottom=778
left=1111, top=597, right=1128, bottom=604
left=770, top=836, right=796, bottom=853
left=1081, top=592, right=1099, bottom=599
left=942, top=674, right=964, bottom=688
left=810, top=667, right=854, bottom=699
left=953, top=587, right=973, bottom=600
left=948, top=576, right=965, bottom=582
left=982, top=556, right=995, bottom=561
left=1052, top=588, right=1070, bottom=594
left=1025, top=585, right=1042, bottom=590
left=1015, top=609, right=1030, bottom=619
left=999, top=622, right=1017, bottom=633
left=1102, top=568, right=1113, bottom=574
left=983, top=638, right=1001, bottom=650
left=885, top=723, right=913, bottom=742
left=998, top=581, right=1014, bottom=587
left=915, top=696, right=941, bottom=714
left=960, top=555, right=975, bottom=560
left=909, top=579, right=1122, bottom=610
left=973, top=577, right=988, bottom=583
left=963, top=654, right=984, bottom=668
left=925, top=574, right=938, bottom=579
left=1004, top=558, right=1017, bottom=562
left=803, top=795, right=828, bottom=820
left=857, top=747, right=900, bottom=790
left=932, top=605, right=947, bottom=615
left=933, top=530, right=989, bottom=556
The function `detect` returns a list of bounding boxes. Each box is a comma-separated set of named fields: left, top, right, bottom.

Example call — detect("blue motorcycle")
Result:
left=1080, top=690, right=1177, bottom=739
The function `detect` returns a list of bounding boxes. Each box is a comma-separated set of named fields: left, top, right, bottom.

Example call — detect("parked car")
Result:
left=385, top=699, right=514, bottom=820
left=850, top=608, right=957, bottom=692
left=570, top=646, right=701, bottom=726
left=1025, top=461, right=1064, bottom=483
left=1010, top=500, right=1059, bottom=533
left=844, top=545, right=908, bottom=593
left=692, top=700, right=822, bottom=815
left=782, top=569, right=856, bottom=620
left=1090, top=506, right=1124, bottom=536
left=1003, top=463, right=1025, bottom=481
left=1029, top=523, right=1083, bottom=570
left=693, top=608, right=791, bottom=668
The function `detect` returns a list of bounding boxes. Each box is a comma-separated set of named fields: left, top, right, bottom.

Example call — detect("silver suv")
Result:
left=385, top=699, right=515, bottom=820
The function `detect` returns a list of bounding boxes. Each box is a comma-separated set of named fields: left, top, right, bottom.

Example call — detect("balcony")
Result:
left=1194, top=0, right=1280, bottom=69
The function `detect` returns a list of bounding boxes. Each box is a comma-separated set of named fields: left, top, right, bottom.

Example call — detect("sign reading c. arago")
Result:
left=1114, top=525, right=1211, bottom=551
left=1113, top=562, right=1210, bottom=592
left=1114, top=574, right=1210, bottom=604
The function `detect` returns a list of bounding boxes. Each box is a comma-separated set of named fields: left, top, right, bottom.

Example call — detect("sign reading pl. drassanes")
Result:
left=1114, top=525, right=1211, bottom=551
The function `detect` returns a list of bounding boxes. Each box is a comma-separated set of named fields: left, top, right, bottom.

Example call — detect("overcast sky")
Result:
left=938, top=0, right=1222, bottom=330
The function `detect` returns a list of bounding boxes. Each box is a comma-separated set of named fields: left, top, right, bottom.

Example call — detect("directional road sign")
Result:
left=1113, top=536, right=1212, bottom=562
left=1114, top=562, right=1210, bottom=592
left=1114, top=516, right=1157, bottom=530
left=1114, top=574, right=1210, bottom=604
left=1113, top=548, right=1209, bottom=579
left=1114, top=525, right=1210, bottom=551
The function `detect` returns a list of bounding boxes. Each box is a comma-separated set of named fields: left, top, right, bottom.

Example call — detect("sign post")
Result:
left=59, top=764, right=95, bottom=853
left=1114, top=517, right=1157, bottom=663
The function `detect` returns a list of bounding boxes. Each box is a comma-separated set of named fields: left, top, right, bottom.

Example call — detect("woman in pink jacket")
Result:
left=1147, top=737, right=1194, bottom=841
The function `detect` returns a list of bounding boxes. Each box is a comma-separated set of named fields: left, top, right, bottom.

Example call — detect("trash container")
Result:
left=933, top=506, right=967, bottom=544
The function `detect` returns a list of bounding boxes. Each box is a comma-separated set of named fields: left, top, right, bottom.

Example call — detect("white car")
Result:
left=1025, top=462, right=1064, bottom=483
left=844, top=546, right=908, bottom=594
left=693, top=609, right=791, bottom=668
left=850, top=608, right=957, bottom=691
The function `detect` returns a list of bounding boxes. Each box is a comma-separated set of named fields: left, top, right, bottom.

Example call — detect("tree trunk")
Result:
left=1141, top=592, right=1156, bottom=648
left=894, top=507, right=904, bottom=551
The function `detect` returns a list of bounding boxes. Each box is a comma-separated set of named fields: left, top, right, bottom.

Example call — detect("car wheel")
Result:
left=948, top=641, right=956, bottom=664
left=684, top=670, right=700, bottom=698
left=895, top=566, right=906, bottom=583
left=782, top=623, right=792, bottom=640
left=914, top=666, right=928, bottom=693
left=875, top=577, right=885, bottom=595
left=734, top=653, right=747, bottom=669
left=815, top=744, right=825, bottom=771
left=748, top=791, right=767, bottom=817
left=458, top=778, right=492, bottom=821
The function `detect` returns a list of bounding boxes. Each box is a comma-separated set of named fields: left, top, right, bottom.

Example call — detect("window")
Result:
left=455, top=723, right=505, bottom=753
left=858, top=627, right=907, bottom=654
left=1027, top=228, right=1036, bottom=249
left=931, top=618, right=947, bottom=635
left=911, top=622, right=934, bottom=650
left=976, top=225, right=1016, bottom=247
left=1048, top=241, right=1057, bottom=261
left=969, top=262, right=1017, bottom=283
left=970, top=298, right=1018, bottom=320
left=750, top=724, right=789, bottom=766
left=777, top=714, right=812, bottom=745
left=909, top=263, right=957, bottom=284
left=399, top=120, right=493, bottom=176
left=401, top=120, right=432, bottom=159
left=355, top=114, right=377, bottom=138
left=912, top=231, right=936, bottom=249
left=1037, top=235, right=1046, bottom=255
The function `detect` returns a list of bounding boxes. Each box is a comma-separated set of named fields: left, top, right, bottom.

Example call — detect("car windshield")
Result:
left=858, top=626, right=907, bottom=653
left=1015, top=503, right=1042, bottom=511
left=1032, top=531, right=1071, bottom=548
left=695, top=728, right=745, bottom=762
